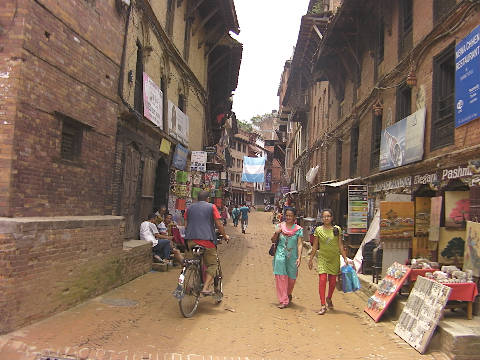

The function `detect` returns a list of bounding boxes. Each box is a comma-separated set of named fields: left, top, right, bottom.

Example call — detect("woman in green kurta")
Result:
left=271, top=208, right=303, bottom=308
left=308, top=209, right=348, bottom=315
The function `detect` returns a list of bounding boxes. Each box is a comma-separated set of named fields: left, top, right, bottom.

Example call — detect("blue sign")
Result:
left=172, top=144, right=188, bottom=170
left=455, top=25, right=480, bottom=127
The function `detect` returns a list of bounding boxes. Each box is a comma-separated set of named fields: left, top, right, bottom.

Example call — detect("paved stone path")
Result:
left=0, top=211, right=448, bottom=360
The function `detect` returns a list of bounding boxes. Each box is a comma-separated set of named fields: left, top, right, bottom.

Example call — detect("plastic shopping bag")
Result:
left=341, top=265, right=361, bottom=293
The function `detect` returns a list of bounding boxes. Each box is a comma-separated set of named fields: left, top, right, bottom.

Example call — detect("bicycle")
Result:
left=173, top=244, right=223, bottom=318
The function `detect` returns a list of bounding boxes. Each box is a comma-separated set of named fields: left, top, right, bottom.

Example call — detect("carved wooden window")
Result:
left=370, top=114, right=383, bottom=170
left=434, top=0, right=456, bottom=24
left=377, top=18, right=385, bottom=63
left=166, top=0, right=175, bottom=36
left=350, top=125, right=359, bottom=177
left=396, top=84, right=411, bottom=122
left=183, top=18, right=192, bottom=61
left=336, top=140, right=342, bottom=179
left=134, top=42, right=144, bottom=114
left=399, top=0, right=413, bottom=59
left=431, top=43, right=455, bottom=150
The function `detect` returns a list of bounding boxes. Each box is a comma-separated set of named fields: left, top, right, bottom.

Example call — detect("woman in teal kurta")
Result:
left=271, top=208, right=303, bottom=308
left=308, top=209, right=348, bottom=315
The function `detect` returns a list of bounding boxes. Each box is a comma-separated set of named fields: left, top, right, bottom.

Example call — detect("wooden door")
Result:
left=122, top=143, right=141, bottom=239
left=139, top=156, right=156, bottom=223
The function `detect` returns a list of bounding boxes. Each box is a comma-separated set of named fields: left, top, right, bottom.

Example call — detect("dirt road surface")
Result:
left=0, top=211, right=447, bottom=360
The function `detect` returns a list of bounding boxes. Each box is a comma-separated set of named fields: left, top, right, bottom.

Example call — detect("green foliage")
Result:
left=308, top=1, right=327, bottom=15
left=237, top=119, right=253, bottom=132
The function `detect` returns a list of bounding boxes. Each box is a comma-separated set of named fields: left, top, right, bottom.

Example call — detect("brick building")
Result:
left=282, top=0, right=480, bottom=228
left=0, top=0, right=241, bottom=333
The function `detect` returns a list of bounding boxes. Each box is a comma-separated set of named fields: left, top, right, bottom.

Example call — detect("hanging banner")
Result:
left=464, top=220, right=480, bottom=277
left=143, top=73, right=163, bottom=129
left=428, top=196, right=443, bottom=242
left=455, top=25, right=480, bottom=127
left=445, top=191, right=470, bottom=228
left=172, top=144, right=188, bottom=170
left=190, top=151, right=207, bottom=172
left=241, top=156, right=265, bottom=183
left=380, top=107, right=426, bottom=171
left=347, top=185, right=368, bottom=234
left=167, top=100, right=189, bottom=146
left=159, top=138, right=171, bottom=155
left=265, top=169, right=272, bottom=191
left=379, top=202, right=414, bottom=240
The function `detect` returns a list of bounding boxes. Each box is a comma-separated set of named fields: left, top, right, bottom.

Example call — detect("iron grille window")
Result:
left=350, top=125, right=359, bottom=177
left=60, top=117, right=83, bottom=161
left=336, top=140, right=342, bottom=179
left=134, top=42, right=144, bottom=114
left=434, top=0, right=456, bottom=24
left=431, top=43, right=455, bottom=150
left=399, top=0, right=413, bottom=58
left=396, top=84, right=411, bottom=122
left=370, top=114, right=383, bottom=170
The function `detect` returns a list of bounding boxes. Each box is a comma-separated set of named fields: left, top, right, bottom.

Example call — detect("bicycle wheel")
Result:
left=179, top=265, right=201, bottom=317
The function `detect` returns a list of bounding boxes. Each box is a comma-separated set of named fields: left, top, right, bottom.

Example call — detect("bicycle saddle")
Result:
left=191, top=245, right=206, bottom=255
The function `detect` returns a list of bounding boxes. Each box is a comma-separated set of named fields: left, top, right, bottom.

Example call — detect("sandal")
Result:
left=326, top=298, right=334, bottom=309
left=288, top=294, right=293, bottom=303
left=200, top=290, right=214, bottom=296
left=277, top=303, right=288, bottom=309
left=317, top=305, right=327, bottom=315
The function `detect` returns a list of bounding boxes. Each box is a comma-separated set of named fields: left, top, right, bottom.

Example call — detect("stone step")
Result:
left=357, top=274, right=480, bottom=359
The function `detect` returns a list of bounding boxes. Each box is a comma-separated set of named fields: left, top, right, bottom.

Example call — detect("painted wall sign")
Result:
left=455, top=25, right=480, bottom=127
left=380, top=108, right=426, bottom=171
left=143, top=73, right=163, bottom=129
left=374, top=176, right=412, bottom=192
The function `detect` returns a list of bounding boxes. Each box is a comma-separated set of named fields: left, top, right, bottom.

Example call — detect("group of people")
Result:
left=230, top=203, right=250, bottom=233
left=140, top=191, right=230, bottom=295
left=271, top=208, right=349, bottom=315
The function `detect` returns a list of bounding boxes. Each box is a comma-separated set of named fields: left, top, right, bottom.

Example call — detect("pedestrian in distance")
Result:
left=271, top=207, right=303, bottom=309
left=232, top=204, right=240, bottom=227
left=308, top=209, right=348, bottom=315
left=239, top=202, right=250, bottom=234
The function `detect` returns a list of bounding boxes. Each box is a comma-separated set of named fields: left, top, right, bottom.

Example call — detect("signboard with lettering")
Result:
left=348, top=185, right=368, bottom=234
left=143, top=73, right=163, bottom=129
left=172, top=144, right=188, bottom=170
left=380, top=108, right=426, bottom=171
left=455, top=25, right=480, bottom=127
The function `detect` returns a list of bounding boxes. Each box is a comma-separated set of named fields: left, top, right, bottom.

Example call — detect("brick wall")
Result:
left=0, top=216, right=151, bottom=334
left=0, top=0, right=124, bottom=217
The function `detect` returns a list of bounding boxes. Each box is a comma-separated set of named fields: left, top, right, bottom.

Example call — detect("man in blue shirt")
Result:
left=239, top=202, right=250, bottom=234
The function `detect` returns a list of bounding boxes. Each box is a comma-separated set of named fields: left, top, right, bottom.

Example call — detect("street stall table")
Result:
left=407, top=268, right=438, bottom=292
left=441, top=282, right=478, bottom=320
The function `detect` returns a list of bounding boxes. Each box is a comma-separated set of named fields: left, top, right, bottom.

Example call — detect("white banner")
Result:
left=143, top=73, right=163, bottom=129
left=168, top=100, right=189, bottom=147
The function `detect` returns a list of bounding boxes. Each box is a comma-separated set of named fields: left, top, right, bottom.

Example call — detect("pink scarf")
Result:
left=280, top=222, right=301, bottom=236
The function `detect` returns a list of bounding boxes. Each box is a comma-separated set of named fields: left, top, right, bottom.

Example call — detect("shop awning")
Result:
left=325, top=177, right=361, bottom=187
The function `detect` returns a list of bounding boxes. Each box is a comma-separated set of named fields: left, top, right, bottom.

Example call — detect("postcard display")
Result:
left=365, top=262, right=411, bottom=322
left=394, top=276, right=451, bottom=354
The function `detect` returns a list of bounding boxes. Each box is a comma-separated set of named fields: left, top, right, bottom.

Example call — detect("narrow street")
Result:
left=0, top=212, right=446, bottom=360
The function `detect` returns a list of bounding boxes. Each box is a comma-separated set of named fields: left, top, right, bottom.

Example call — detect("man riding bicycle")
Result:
left=184, top=191, right=230, bottom=296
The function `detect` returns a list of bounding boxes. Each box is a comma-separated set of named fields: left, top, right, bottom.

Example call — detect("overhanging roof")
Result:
left=325, top=177, right=361, bottom=187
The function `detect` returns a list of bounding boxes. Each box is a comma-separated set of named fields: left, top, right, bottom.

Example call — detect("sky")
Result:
left=231, top=0, right=311, bottom=122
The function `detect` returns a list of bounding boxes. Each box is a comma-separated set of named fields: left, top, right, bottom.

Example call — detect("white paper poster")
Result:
left=168, top=100, right=189, bottom=147
left=143, top=73, right=163, bottom=129
left=190, top=151, right=207, bottom=172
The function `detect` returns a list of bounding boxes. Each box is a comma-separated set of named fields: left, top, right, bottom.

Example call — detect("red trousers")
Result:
left=318, top=273, right=337, bottom=305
